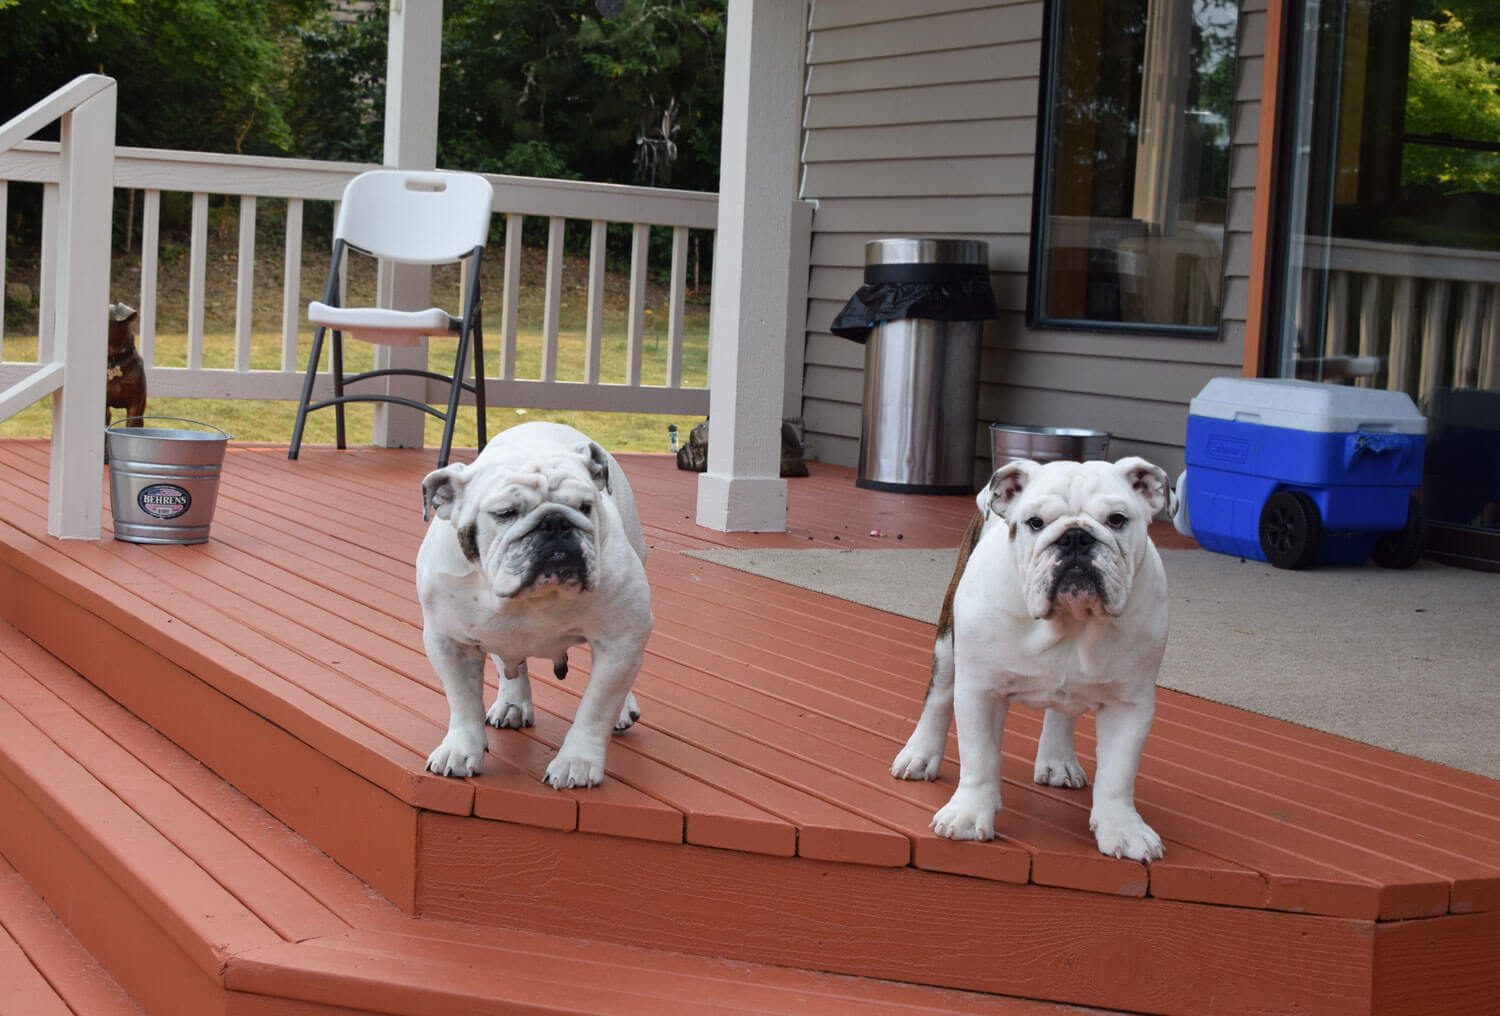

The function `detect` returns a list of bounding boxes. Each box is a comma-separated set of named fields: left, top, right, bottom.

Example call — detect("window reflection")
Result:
left=1031, top=0, right=1241, bottom=332
left=1278, top=0, right=1500, bottom=561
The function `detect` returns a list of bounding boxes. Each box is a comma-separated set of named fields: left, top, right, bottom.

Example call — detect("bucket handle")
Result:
left=107, top=416, right=231, bottom=440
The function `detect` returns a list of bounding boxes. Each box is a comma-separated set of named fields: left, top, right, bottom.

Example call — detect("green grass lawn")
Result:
left=0, top=323, right=708, bottom=454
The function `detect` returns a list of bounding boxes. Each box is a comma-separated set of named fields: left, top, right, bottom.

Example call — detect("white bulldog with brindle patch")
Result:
left=418, top=421, right=652, bottom=790
left=892, top=457, right=1175, bottom=862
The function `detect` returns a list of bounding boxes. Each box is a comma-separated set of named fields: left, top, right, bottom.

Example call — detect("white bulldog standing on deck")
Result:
left=417, top=421, right=653, bottom=790
left=892, top=457, right=1175, bottom=862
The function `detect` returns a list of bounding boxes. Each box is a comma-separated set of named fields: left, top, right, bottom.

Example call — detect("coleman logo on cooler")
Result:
left=138, top=483, right=191, bottom=520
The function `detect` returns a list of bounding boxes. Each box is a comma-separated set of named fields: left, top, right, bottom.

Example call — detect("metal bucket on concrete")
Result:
left=106, top=418, right=230, bottom=545
left=989, top=424, right=1110, bottom=471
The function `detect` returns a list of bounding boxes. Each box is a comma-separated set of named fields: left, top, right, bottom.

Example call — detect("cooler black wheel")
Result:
left=1259, top=490, right=1322, bottom=570
left=1370, top=496, right=1425, bottom=569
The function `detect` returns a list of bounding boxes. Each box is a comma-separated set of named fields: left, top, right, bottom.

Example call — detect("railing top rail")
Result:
left=0, top=140, right=718, bottom=228
left=0, top=74, right=114, bottom=154
left=1310, top=234, right=1500, bottom=284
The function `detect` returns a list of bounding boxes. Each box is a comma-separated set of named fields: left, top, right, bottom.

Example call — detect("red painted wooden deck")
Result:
left=0, top=437, right=1496, bottom=1015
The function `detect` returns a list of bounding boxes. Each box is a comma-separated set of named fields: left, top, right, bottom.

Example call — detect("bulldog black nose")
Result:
left=1057, top=527, right=1095, bottom=554
left=537, top=513, right=568, bottom=536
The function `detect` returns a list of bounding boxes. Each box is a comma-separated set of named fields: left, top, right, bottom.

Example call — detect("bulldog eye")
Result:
left=491, top=508, right=518, bottom=522
left=1107, top=512, right=1128, bottom=529
left=1025, top=516, right=1046, bottom=532
left=578, top=501, right=593, bottom=517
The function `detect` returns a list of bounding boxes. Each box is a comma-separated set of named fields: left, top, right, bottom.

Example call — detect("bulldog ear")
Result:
left=421, top=462, right=468, bottom=522
left=981, top=459, right=1038, bottom=519
left=572, top=441, right=612, bottom=494
left=1116, top=457, right=1175, bottom=518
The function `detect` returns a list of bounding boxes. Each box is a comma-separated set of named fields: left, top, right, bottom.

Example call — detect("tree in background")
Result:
left=0, top=0, right=323, bottom=156
left=287, top=0, right=725, bottom=193
left=1405, top=2, right=1500, bottom=195
left=1, top=0, right=725, bottom=190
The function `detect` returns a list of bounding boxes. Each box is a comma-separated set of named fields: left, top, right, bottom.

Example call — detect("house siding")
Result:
left=798, top=0, right=1267, bottom=481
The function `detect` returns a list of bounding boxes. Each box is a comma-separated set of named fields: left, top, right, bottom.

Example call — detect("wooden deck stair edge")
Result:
left=0, top=855, right=144, bottom=1016
left=0, top=618, right=1109, bottom=1016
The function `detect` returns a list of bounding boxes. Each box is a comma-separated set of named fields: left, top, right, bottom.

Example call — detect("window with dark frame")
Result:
left=1029, top=0, right=1241, bottom=335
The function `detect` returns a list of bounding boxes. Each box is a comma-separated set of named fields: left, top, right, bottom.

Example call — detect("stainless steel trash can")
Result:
left=853, top=238, right=994, bottom=494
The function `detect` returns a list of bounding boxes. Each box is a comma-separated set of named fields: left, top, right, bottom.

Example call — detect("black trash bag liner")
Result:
left=830, top=262, right=997, bottom=343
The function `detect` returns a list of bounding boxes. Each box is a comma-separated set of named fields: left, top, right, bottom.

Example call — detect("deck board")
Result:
left=0, top=857, right=143, bottom=1016
left=1, top=437, right=1499, bottom=1013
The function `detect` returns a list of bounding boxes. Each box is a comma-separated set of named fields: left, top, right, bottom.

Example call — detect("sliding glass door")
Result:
left=1274, top=0, right=1500, bottom=568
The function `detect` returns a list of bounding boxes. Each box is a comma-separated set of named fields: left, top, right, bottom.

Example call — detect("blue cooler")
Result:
left=1180, top=378, right=1425, bottom=568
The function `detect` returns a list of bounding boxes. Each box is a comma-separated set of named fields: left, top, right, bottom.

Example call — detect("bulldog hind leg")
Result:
left=486, top=657, right=535, bottom=729
left=1033, top=708, right=1088, bottom=789
left=891, top=628, right=954, bottom=781
left=615, top=690, right=642, bottom=732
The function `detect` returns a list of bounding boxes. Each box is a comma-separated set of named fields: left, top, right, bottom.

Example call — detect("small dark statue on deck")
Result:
left=106, top=302, right=147, bottom=426
left=675, top=418, right=810, bottom=478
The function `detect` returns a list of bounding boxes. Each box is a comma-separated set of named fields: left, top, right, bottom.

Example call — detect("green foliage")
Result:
left=1405, top=5, right=1500, bottom=194
left=2, top=0, right=725, bottom=191
left=0, top=0, right=322, bottom=155
left=287, top=0, right=725, bottom=192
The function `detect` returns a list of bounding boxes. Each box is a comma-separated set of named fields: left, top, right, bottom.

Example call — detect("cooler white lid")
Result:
left=1188, top=377, right=1427, bottom=434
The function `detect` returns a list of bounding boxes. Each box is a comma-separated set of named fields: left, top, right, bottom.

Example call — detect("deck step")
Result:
left=0, top=617, right=1111, bottom=1016
left=0, top=856, right=143, bottom=1016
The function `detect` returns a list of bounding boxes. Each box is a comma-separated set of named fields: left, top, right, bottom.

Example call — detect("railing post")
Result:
left=47, top=78, right=116, bottom=539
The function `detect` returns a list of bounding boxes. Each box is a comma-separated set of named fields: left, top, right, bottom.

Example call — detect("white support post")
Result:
left=374, top=0, right=443, bottom=451
left=48, top=78, right=116, bottom=539
left=695, top=0, right=807, bottom=532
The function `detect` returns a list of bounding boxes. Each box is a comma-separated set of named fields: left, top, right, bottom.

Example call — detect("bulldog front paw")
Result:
left=426, top=728, right=488, bottom=778
left=1034, top=756, right=1088, bottom=789
left=544, top=751, right=605, bottom=789
left=891, top=741, right=943, bottom=781
left=614, top=691, right=641, bottom=732
left=1090, top=808, right=1164, bottom=862
left=931, top=789, right=1000, bottom=840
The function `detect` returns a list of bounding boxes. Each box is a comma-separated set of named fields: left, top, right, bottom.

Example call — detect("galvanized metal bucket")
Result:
left=106, top=418, right=230, bottom=545
left=989, top=424, right=1110, bottom=471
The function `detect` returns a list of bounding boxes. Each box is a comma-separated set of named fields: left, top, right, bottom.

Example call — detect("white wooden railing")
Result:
left=0, top=141, right=720, bottom=416
left=0, top=74, right=116, bottom=539
left=1299, top=237, right=1500, bottom=408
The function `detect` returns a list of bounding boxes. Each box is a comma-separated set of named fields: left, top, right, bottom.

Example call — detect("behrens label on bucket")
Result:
left=138, top=483, right=192, bottom=520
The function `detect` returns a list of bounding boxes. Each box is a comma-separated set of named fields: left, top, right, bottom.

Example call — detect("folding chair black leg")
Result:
left=331, top=330, right=347, bottom=451
left=288, top=324, right=328, bottom=460
left=472, top=315, right=487, bottom=450
left=437, top=326, right=469, bottom=469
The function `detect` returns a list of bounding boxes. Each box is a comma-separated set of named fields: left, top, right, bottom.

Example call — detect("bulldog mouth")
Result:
left=1048, top=563, right=1108, bottom=617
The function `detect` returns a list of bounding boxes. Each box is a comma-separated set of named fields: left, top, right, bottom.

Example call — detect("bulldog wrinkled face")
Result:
left=984, top=458, right=1172, bottom=620
left=476, top=467, right=601, bottom=599
left=423, top=448, right=607, bottom=600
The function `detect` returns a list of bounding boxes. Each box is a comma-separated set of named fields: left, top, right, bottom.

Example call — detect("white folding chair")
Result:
left=289, top=169, right=494, bottom=467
